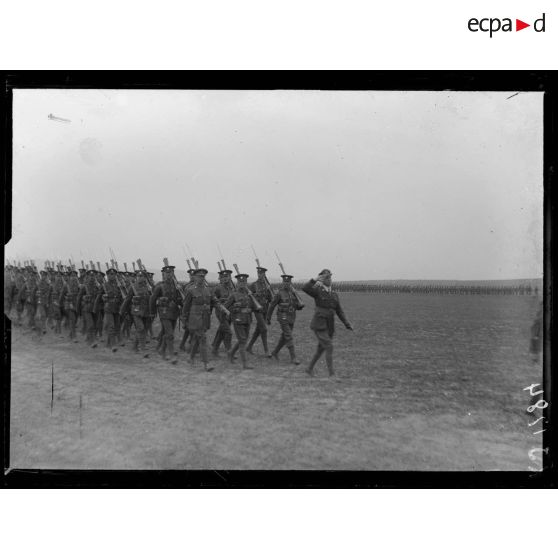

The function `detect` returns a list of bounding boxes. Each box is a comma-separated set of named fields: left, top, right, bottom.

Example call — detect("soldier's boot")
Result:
left=168, top=339, right=178, bottom=364
left=201, top=345, right=214, bottom=372
left=133, top=338, right=139, bottom=353
left=211, top=333, right=220, bottom=357
left=246, top=330, right=259, bottom=354
left=262, top=332, right=270, bottom=357
left=179, top=329, right=189, bottom=352
left=305, top=348, right=324, bottom=377
left=240, top=346, right=253, bottom=370
left=269, top=338, right=285, bottom=360
left=288, top=346, right=300, bottom=365
left=228, top=343, right=239, bottom=363
left=224, top=333, right=232, bottom=352
left=325, top=350, right=335, bottom=377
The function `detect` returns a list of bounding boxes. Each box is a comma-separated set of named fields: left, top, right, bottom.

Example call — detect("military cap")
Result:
left=96, top=270, right=105, bottom=277
left=193, top=268, right=208, bottom=276
left=161, top=265, right=175, bottom=273
left=106, top=268, right=117, bottom=275
left=135, top=269, right=147, bottom=276
left=78, top=268, right=87, bottom=274
left=281, top=274, right=294, bottom=280
left=187, top=269, right=196, bottom=275
left=318, top=269, right=332, bottom=277
left=235, top=273, right=249, bottom=280
left=256, top=267, right=268, bottom=273
left=40, top=270, right=48, bottom=276
left=68, top=269, right=78, bottom=276
left=218, top=269, right=233, bottom=276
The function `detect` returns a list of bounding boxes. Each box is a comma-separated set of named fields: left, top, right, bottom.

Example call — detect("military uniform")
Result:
left=120, top=270, right=151, bottom=356
left=149, top=265, right=182, bottom=362
left=35, top=271, right=52, bottom=336
left=224, top=274, right=259, bottom=369
left=302, top=271, right=352, bottom=376
left=77, top=269, right=101, bottom=345
left=60, top=271, right=81, bottom=340
left=24, top=271, right=38, bottom=330
left=247, top=267, right=273, bottom=356
left=178, top=269, right=196, bottom=351
left=93, top=270, right=106, bottom=340
left=181, top=268, right=222, bottom=371
left=100, top=268, right=123, bottom=350
left=119, top=271, right=134, bottom=341
left=49, top=272, right=64, bottom=333
left=212, top=269, right=235, bottom=356
left=14, top=271, right=26, bottom=326
left=266, top=274, right=304, bottom=364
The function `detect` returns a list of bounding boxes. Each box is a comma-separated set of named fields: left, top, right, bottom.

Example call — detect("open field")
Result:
left=8, top=293, right=542, bottom=470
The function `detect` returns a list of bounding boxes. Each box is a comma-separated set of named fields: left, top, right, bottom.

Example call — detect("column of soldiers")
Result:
left=5, top=259, right=354, bottom=377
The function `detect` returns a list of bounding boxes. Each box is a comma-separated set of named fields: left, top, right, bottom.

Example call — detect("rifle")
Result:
left=251, top=245, right=275, bottom=297
left=216, top=247, right=236, bottom=290
left=112, top=261, right=129, bottom=298
left=274, top=250, right=305, bottom=308
left=162, top=257, right=185, bottom=302
left=233, top=263, right=262, bottom=312
left=136, top=259, right=154, bottom=293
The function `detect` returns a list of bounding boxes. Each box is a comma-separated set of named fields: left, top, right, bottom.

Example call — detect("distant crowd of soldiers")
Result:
left=4, top=257, right=353, bottom=377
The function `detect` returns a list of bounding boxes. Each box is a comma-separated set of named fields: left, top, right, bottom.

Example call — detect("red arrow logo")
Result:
left=516, top=19, right=530, bottom=31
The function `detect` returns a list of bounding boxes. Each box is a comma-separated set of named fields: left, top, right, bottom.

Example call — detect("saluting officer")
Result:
left=224, top=273, right=260, bottom=370
left=302, top=269, right=353, bottom=377
left=266, top=274, right=304, bottom=364
left=149, top=264, right=182, bottom=364
left=212, top=268, right=235, bottom=356
left=247, top=266, right=273, bottom=356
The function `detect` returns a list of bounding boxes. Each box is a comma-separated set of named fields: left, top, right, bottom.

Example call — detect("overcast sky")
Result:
left=7, top=88, right=543, bottom=281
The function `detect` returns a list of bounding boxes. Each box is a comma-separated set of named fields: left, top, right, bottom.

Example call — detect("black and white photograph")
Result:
left=3, top=80, right=548, bottom=477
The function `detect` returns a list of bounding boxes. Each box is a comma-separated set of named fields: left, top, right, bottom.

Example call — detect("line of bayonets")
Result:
left=6, top=247, right=305, bottom=307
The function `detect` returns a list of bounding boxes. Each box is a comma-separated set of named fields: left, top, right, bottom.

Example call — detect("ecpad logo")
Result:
left=468, top=13, right=546, bottom=37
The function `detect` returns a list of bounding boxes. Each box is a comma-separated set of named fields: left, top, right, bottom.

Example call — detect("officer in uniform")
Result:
left=224, top=273, right=260, bottom=370
left=149, top=264, right=182, bottom=364
left=77, top=269, right=101, bottom=347
left=266, top=274, right=304, bottom=364
left=120, top=270, right=151, bottom=357
left=212, top=268, right=235, bottom=356
left=34, top=270, right=52, bottom=337
left=182, top=268, right=227, bottom=371
left=247, top=267, right=273, bottom=356
left=24, top=267, right=38, bottom=331
left=98, top=267, right=123, bottom=351
left=178, top=268, right=196, bottom=352
left=302, top=269, right=353, bottom=377
left=60, top=269, right=81, bottom=341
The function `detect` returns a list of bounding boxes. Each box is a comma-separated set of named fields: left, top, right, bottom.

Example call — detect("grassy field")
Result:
left=8, top=293, right=543, bottom=470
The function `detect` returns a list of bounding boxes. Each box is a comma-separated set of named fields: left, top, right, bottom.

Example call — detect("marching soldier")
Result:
left=34, top=270, right=52, bottom=337
left=77, top=269, right=101, bottom=346
left=97, top=267, right=123, bottom=351
left=24, top=267, right=38, bottom=330
left=78, top=267, right=88, bottom=336
left=149, top=264, right=182, bottom=363
left=120, top=270, right=151, bottom=357
left=181, top=268, right=226, bottom=371
left=212, top=269, right=235, bottom=356
left=94, top=269, right=105, bottom=340
left=247, top=267, right=273, bottom=356
left=302, top=269, right=353, bottom=377
left=119, top=271, right=134, bottom=341
left=178, top=268, right=196, bottom=352
left=49, top=269, right=65, bottom=334
left=266, top=274, right=304, bottom=364
left=4, top=265, right=17, bottom=317
left=224, top=273, right=260, bottom=370
left=60, top=269, right=81, bottom=341
left=14, top=268, right=26, bottom=327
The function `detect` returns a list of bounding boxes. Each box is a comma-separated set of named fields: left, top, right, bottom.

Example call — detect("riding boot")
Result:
left=305, top=347, right=324, bottom=376
left=325, top=350, right=335, bottom=376
left=262, top=331, right=270, bottom=356
left=246, top=330, right=259, bottom=354
left=240, top=346, right=253, bottom=370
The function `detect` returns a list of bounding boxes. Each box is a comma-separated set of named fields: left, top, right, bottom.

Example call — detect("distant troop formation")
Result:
left=5, top=256, right=353, bottom=377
